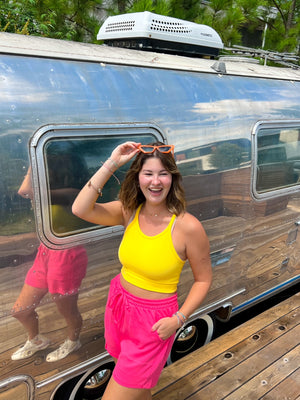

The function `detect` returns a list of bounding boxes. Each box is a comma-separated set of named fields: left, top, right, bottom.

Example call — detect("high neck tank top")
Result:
left=119, top=204, right=186, bottom=293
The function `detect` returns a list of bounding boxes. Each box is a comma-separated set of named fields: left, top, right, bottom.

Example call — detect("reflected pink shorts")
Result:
left=25, top=244, right=88, bottom=295
left=105, top=274, right=178, bottom=389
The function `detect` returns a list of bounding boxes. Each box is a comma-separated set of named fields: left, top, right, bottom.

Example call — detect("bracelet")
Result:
left=172, top=313, right=182, bottom=327
left=107, top=158, right=119, bottom=169
left=101, top=161, right=121, bottom=185
left=177, top=311, right=187, bottom=323
left=172, top=311, right=187, bottom=328
left=88, top=180, right=103, bottom=197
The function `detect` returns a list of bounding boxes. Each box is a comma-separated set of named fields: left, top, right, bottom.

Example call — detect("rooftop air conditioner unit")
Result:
left=97, top=12, right=223, bottom=58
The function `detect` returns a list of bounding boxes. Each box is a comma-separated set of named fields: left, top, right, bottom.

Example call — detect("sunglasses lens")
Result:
left=158, top=146, right=172, bottom=153
left=140, top=146, right=155, bottom=153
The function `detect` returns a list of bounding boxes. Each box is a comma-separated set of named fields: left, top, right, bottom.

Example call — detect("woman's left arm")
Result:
left=152, top=213, right=212, bottom=339
left=177, top=213, right=212, bottom=320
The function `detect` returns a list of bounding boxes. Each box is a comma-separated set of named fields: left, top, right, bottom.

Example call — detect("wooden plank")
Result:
left=153, top=316, right=299, bottom=400
left=260, top=368, right=300, bottom=400
left=223, top=345, right=299, bottom=400
left=190, top=329, right=299, bottom=400
left=153, top=292, right=300, bottom=396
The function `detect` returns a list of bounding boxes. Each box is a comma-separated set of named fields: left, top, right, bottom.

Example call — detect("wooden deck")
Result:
left=152, top=291, right=300, bottom=400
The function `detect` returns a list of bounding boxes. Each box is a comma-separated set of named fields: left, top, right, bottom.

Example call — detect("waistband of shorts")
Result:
left=112, top=274, right=178, bottom=309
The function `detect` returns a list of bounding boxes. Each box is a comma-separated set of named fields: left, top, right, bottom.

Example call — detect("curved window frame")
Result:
left=252, top=120, right=300, bottom=200
left=29, top=123, right=164, bottom=249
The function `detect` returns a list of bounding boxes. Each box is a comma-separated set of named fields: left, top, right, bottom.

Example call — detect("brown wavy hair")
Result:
left=119, top=142, right=186, bottom=215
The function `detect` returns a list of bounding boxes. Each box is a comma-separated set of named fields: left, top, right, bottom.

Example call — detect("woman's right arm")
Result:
left=72, top=142, right=140, bottom=227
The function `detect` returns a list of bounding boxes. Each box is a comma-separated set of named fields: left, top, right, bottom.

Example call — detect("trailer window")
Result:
left=255, top=125, right=300, bottom=195
left=31, top=124, right=162, bottom=247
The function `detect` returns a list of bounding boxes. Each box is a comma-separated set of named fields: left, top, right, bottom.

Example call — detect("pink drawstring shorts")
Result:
left=105, top=274, right=178, bottom=389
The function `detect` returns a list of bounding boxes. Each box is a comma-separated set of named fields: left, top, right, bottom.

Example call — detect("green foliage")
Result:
left=197, top=1, right=245, bottom=46
left=0, top=0, right=103, bottom=42
left=261, top=0, right=300, bottom=53
left=106, top=0, right=170, bottom=16
left=0, top=0, right=299, bottom=55
left=169, top=0, right=201, bottom=21
left=129, top=0, right=155, bottom=13
left=153, top=0, right=171, bottom=16
left=236, top=0, right=267, bottom=30
left=0, top=2, right=32, bottom=34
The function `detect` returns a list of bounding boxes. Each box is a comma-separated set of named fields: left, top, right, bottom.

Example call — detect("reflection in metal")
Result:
left=188, top=289, right=246, bottom=320
left=232, top=275, right=300, bottom=314
left=252, top=120, right=300, bottom=199
left=210, top=247, right=235, bottom=267
left=85, top=369, right=111, bottom=389
left=0, top=375, right=35, bottom=400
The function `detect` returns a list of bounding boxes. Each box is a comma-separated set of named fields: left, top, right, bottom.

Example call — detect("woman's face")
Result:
left=138, top=157, right=172, bottom=206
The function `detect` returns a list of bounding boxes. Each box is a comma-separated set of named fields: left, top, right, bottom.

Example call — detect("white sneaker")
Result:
left=11, top=335, right=50, bottom=360
left=46, top=338, right=81, bottom=362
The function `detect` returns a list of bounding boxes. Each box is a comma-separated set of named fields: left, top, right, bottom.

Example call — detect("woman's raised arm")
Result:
left=72, top=142, right=140, bottom=227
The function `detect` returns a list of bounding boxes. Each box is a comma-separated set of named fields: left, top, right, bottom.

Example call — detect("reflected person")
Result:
left=11, top=166, right=88, bottom=362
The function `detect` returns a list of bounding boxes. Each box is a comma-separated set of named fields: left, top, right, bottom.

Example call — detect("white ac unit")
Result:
left=97, top=12, right=223, bottom=57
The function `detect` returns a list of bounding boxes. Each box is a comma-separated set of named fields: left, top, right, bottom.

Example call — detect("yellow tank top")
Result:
left=119, top=204, right=185, bottom=293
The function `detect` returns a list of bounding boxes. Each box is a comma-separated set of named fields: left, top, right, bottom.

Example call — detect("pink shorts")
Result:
left=25, top=244, right=87, bottom=295
left=105, top=274, right=178, bottom=389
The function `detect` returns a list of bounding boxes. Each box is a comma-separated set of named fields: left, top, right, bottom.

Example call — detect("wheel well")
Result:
left=168, top=314, right=214, bottom=364
left=52, top=375, right=83, bottom=400
left=69, top=361, right=115, bottom=400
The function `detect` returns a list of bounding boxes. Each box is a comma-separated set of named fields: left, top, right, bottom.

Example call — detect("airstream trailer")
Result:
left=0, top=12, right=299, bottom=400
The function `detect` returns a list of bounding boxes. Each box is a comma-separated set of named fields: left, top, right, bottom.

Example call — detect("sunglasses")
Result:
left=138, top=144, right=174, bottom=154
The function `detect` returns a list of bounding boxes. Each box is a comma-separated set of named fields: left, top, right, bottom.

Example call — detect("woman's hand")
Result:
left=152, top=316, right=180, bottom=340
left=110, top=142, right=140, bottom=168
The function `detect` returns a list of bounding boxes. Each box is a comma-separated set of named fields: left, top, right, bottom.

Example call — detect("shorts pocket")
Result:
left=153, top=330, right=166, bottom=343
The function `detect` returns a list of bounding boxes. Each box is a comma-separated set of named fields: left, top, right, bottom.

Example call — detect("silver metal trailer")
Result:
left=0, top=15, right=299, bottom=399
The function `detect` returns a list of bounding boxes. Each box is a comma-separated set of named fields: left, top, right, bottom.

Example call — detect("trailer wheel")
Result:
left=72, top=361, right=115, bottom=400
left=169, top=315, right=214, bottom=363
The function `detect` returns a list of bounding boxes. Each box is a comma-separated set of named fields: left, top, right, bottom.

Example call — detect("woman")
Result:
left=72, top=141, right=212, bottom=400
